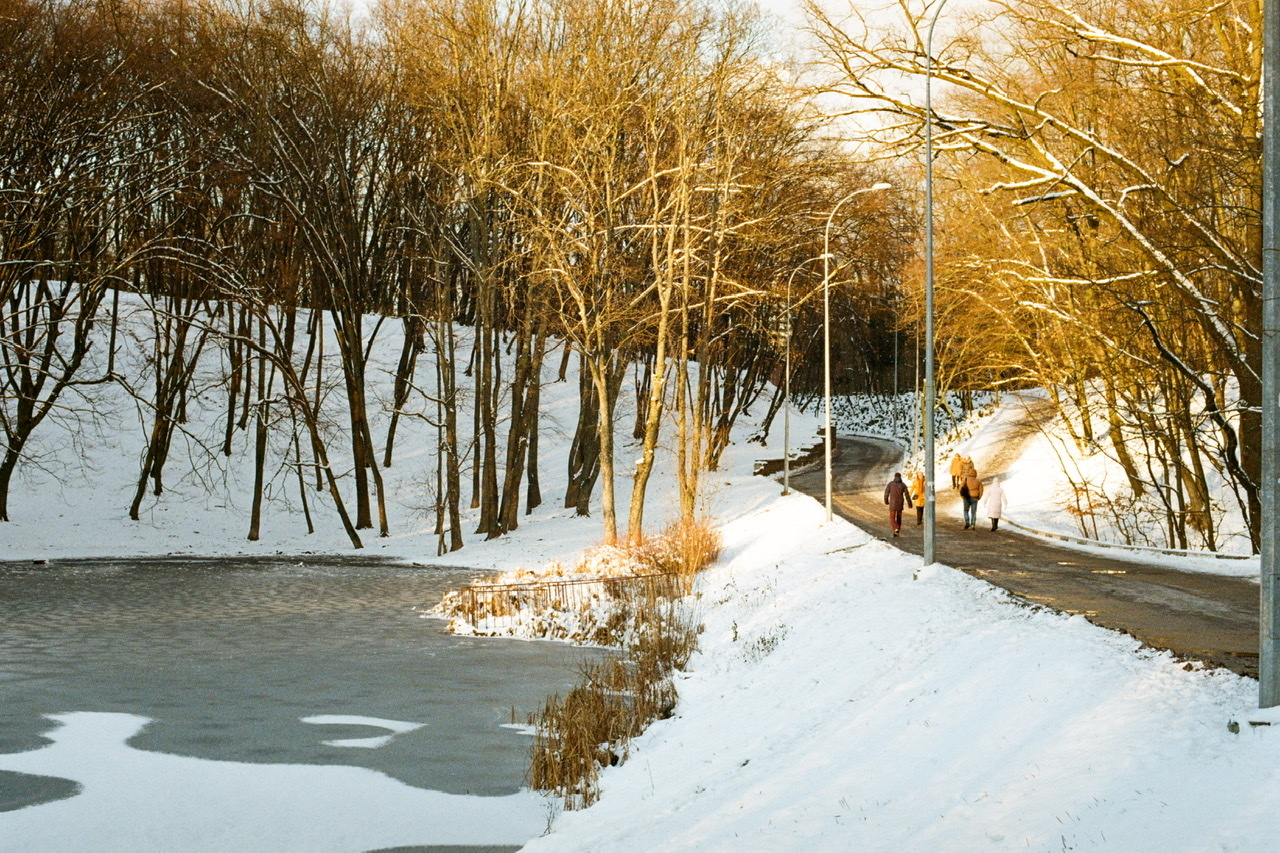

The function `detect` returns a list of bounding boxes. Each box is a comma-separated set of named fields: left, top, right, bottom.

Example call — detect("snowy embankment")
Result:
left=523, top=473, right=1280, bottom=852
left=6, top=293, right=1277, bottom=850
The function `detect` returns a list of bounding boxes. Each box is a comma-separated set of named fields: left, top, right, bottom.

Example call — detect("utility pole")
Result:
left=1261, top=0, right=1280, bottom=708
left=922, top=0, right=953, bottom=566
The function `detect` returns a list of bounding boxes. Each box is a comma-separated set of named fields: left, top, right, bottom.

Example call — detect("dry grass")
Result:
left=529, top=595, right=698, bottom=808
left=632, top=517, right=723, bottom=579
left=528, top=518, right=716, bottom=809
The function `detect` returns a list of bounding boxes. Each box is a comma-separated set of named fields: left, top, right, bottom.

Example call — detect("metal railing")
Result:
left=456, top=571, right=690, bottom=631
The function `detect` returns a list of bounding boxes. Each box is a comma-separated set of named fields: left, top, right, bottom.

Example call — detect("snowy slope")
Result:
left=522, top=478, right=1279, bottom=852
left=0, top=294, right=717, bottom=568
left=4, top=305, right=1277, bottom=851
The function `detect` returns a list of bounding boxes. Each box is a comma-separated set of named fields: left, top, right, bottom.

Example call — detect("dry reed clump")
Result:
left=529, top=587, right=700, bottom=809
left=434, top=517, right=722, bottom=643
left=632, top=517, right=723, bottom=579
left=528, top=519, right=715, bottom=809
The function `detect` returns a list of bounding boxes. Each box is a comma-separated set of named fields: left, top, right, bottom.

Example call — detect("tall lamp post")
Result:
left=782, top=257, right=824, bottom=496
left=922, top=0, right=954, bottom=565
left=784, top=286, right=792, bottom=496
left=1260, top=0, right=1279, bottom=709
left=822, top=182, right=892, bottom=522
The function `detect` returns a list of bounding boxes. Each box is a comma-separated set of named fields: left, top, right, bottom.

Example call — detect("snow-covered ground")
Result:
left=526, top=482, right=1280, bottom=852
left=0, top=294, right=670, bottom=567
left=0, top=711, right=547, bottom=852
left=3, top=306, right=1276, bottom=851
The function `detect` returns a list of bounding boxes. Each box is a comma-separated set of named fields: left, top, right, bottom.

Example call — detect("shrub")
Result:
left=436, top=516, right=722, bottom=642
left=527, top=543, right=706, bottom=809
left=632, top=517, right=723, bottom=578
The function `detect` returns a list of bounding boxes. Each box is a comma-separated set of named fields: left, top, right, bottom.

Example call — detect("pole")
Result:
left=1261, top=0, right=1280, bottom=708
left=913, top=328, right=920, bottom=459
left=822, top=183, right=892, bottom=522
left=823, top=229, right=835, bottom=522
left=922, top=0, right=952, bottom=566
left=782, top=259, right=822, bottom=495
left=783, top=275, right=792, bottom=496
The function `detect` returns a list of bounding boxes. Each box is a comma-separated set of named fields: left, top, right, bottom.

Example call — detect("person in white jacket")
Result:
left=983, top=478, right=1006, bottom=531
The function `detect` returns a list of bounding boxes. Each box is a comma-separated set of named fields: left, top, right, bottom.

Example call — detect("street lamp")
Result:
left=782, top=257, right=824, bottom=496
left=822, top=182, right=893, bottom=522
left=922, top=0, right=954, bottom=565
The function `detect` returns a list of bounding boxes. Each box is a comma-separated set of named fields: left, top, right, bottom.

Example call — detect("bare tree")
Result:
left=809, top=0, right=1264, bottom=550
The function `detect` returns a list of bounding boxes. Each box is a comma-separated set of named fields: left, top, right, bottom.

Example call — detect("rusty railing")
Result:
left=456, top=571, right=689, bottom=631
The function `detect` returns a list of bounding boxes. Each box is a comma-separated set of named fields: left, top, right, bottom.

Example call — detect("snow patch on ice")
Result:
left=0, top=712, right=547, bottom=852
left=299, top=715, right=425, bottom=749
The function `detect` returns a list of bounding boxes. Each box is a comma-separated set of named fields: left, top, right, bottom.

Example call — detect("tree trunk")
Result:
left=627, top=286, right=672, bottom=542
left=384, top=314, right=424, bottom=468
left=476, top=323, right=502, bottom=538
left=332, top=308, right=373, bottom=529
left=525, top=331, right=547, bottom=514
left=589, top=352, right=619, bottom=545
left=248, top=313, right=271, bottom=541
left=0, top=444, right=25, bottom=522
left=566, top=355, right=602, bottom=515
left=497, top=321, right=535, bottom=534
left=223, top=303, right=243, bottom=456
left=434, top=311, right=464, bottom=552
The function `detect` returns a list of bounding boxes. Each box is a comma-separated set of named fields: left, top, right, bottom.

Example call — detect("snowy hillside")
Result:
left=2, top=292, right=772, bottom=568
left=522, top=476, right=1279, bottom=852
left=4, top=303, right=1276, bottom=852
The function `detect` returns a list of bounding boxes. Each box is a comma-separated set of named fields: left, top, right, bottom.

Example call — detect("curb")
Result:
left=1001, top=517, right=1254, bottom=561
left=753, top=432, right=829, bottom=477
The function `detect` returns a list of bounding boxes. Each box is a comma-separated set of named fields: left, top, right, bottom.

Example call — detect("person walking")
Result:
left=910, top=470, right=926, bottom=526
left=983, top=477, right=1006, bottom=531
left=949, top=453, right=965, bottom=489
left=884, top=472, right=913, bottom=538
left=960, top=464, right=983, bottom=530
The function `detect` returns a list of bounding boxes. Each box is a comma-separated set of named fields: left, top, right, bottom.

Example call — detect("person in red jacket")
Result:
left=884, top=472, right=913, bottom=538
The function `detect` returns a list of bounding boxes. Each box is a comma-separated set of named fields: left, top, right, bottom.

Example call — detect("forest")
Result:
left=809, top=0, right=1266, bottom=554
left=0, top=0, right=913, bottom=551
left=1, top=0, right=1267, bottom=555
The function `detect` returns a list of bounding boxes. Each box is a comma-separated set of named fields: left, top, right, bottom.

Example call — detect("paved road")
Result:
left=788, top=435, right=1260, bottom=678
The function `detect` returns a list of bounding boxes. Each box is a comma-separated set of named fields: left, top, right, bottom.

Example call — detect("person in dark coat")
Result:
left=884, top=472, right=913, bottom=538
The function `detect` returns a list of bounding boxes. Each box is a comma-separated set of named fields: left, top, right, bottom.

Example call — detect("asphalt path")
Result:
left=787, top=435, right=1260, bottom=678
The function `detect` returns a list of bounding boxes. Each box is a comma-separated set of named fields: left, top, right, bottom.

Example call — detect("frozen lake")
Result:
left=0, top=556, right=595, bottom=852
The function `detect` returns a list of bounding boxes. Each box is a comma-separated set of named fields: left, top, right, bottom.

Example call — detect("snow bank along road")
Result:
left=788, top=437, right=1259, bottom=678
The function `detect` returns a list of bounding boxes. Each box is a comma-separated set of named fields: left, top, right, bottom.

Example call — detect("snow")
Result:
left=965, top=391, right=1258, bottom=571
left=299, top=715, right=425, bottom=749
left=0, top=293, right=631, bottom=568
left=522, top=483, right=1280, bottom=852
left=0, top=712, right=545, bottom=852
left=2, top=299, right=1276, bottom=851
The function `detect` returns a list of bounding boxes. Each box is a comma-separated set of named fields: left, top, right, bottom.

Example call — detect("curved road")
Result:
left=788, top=435, right=1260, bottom=678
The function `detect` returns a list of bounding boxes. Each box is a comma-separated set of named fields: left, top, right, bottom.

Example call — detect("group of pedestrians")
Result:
left=883, top=452, right=1006, bottom=538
